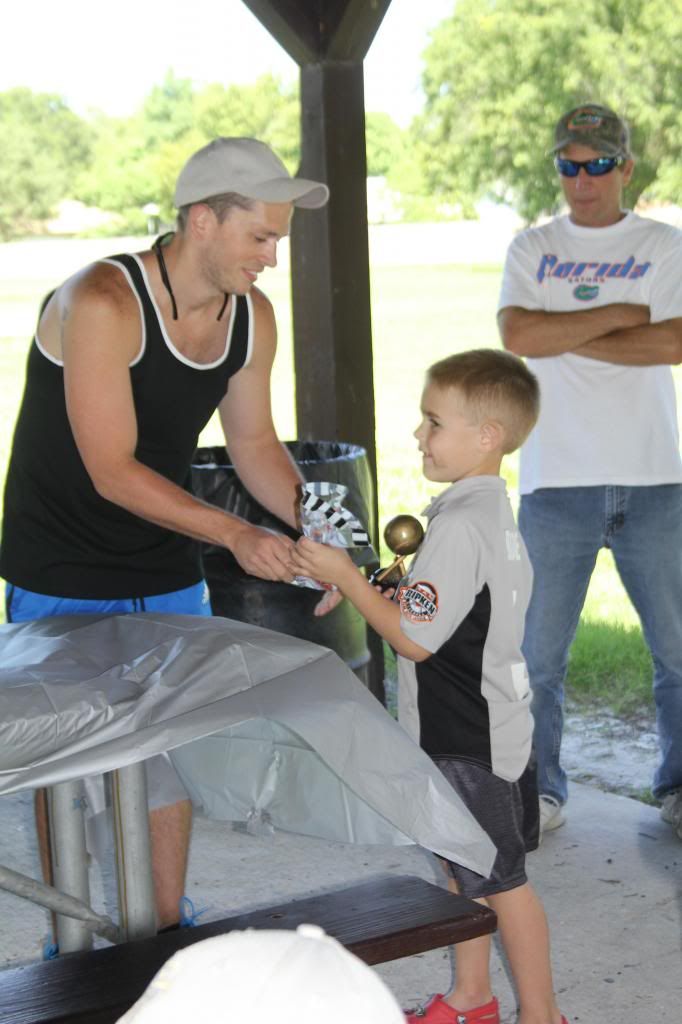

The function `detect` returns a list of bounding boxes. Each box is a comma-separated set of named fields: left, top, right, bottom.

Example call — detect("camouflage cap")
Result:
left=552, top=104, right=631, bottom=158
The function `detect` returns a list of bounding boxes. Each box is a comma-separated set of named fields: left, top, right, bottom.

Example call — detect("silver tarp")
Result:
left=0, top=613, right=495, bottom=876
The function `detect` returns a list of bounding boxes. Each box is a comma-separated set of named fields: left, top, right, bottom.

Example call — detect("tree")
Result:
left=364, top=113, right=453, bottom=221
left=76, top=72, right=200, bottom=229
left=79, top=73, right=302, bottom=229
left=0, top=88, right=92, bottom=239
left=194, top=75, right=300, bottom=170
left=365, top=112, right=404, bottom=177
left=418, top=0, right=682, bottom=222
left=141, top=71, right=195, bottom=148
left=76, top=112, right=160, bottom=218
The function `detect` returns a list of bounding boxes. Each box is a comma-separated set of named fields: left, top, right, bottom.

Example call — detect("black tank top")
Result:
left=0, top=253, right=251, bottom=598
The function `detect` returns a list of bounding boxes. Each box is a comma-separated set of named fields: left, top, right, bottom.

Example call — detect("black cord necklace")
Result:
left=152, top=233, right=229, bottom=322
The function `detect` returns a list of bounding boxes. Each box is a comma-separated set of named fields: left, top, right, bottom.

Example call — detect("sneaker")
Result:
left=661, top=789, right=682, bottom=839
left=405, top=994, right=499, bottom=1024
left=539, top=795, right=566, bottom=833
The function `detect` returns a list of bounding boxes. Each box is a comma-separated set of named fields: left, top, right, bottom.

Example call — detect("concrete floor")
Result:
left=1, top=781, right=680, bottom=1022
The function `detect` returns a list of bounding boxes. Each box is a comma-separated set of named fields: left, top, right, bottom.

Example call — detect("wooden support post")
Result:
left=292, top=60, right=383, bottom=699
left=241, top=1, right=395, bottom=702
left=292, top=62, right=376, bottom=479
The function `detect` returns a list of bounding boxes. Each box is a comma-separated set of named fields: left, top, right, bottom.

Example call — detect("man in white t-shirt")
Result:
left=497, top=103, right=682, bottom=839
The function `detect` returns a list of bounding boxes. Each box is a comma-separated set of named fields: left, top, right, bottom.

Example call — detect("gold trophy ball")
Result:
left=383, top=514, right=424, bottom=556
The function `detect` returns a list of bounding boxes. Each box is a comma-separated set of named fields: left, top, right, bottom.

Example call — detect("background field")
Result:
left=1, top=227, right=672, bottom=711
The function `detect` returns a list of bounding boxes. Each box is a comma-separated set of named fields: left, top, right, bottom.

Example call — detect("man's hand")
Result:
left=311, top=563, right=394, bottom=618
left=578, top=314, right=682, bottom=366
left=231, top=523, right=297, bottom=582
left=294, top=538, right=430, bottom=661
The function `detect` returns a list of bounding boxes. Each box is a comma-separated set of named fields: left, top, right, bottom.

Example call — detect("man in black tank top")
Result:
left=0, top=138, right=329, bottom=930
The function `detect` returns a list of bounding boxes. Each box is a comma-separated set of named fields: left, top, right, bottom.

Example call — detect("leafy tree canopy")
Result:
left=366, top=112, right=405, bottom=177
left=0, top=88, right=92, bottom=239
left=0, top=69, right=406, bottom=237
left=419, top=0, right=682, bottom=221
left=71, top=71, right=300, bottom=230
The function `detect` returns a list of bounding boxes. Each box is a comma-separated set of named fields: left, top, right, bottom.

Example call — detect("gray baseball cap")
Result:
left=174, top=137, right=330, bottom=209
left=552, top=104, right=631, bottom=158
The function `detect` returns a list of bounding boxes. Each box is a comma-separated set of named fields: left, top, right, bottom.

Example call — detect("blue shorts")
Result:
left=5, top=579, right=213, bottom=622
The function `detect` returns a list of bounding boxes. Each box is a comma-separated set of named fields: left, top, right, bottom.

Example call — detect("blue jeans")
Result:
left=519, top=485, right=682, bottom=803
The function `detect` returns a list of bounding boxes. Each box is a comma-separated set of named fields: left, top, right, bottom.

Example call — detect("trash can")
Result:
left=191, top=441, right=378, bottom=685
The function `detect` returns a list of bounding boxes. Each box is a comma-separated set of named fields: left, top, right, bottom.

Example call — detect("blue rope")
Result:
left=179, top=895, right=207, bottom=928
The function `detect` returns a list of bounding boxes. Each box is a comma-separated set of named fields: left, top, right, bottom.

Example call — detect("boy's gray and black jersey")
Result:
left=397, top=476, right=533, bottom=782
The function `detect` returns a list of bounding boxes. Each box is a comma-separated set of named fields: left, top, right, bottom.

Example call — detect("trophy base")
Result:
left=368, top=564, right=404, bottom=592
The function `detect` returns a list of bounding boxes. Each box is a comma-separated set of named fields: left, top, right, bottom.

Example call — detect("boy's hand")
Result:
left=293, top=536, right=355, bottom=589
left=295, top=540, right=429, bottom=662
left=313, top=589, right=344, bottom=617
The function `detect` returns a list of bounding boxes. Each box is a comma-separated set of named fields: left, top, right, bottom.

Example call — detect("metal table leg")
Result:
left=49, top=780, right=92, bottom=953
left=111, top=763, right=156, bottom=940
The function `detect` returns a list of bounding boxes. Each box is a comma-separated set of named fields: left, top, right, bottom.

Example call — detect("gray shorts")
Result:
left=434, top=756, right=539, bottom=899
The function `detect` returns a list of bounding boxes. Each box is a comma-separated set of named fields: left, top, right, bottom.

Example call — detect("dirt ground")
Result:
left=562, top=701, right=659, bottom=802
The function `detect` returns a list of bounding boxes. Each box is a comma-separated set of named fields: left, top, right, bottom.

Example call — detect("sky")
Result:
left=3, top=0, right=454, bottom=127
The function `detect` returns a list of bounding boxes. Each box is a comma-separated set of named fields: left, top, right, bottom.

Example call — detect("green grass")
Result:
left=567, top=618, right=653, bottom=714
left=0, top=235, right=672, bottom=715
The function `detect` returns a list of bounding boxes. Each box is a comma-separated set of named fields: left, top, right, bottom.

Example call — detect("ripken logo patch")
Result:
left=398, top=581, right=438, bottom=623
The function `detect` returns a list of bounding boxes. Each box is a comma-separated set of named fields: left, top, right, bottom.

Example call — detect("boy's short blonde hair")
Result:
left=426, top=349, right=540, bottom=454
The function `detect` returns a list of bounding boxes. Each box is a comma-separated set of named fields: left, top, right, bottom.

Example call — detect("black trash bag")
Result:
left=191, top=441, right=379, bottom=678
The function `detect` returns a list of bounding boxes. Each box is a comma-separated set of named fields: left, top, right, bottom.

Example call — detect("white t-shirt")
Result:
left=498, top=212, right=682, bottom=494
left=397, top=477, right=533, bottom=782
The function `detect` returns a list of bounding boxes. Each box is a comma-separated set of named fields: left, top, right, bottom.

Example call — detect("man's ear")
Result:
left=621, top=158, right=635, bottom=188
left=480, top=419, right=504, bottom=451
left=188, top=203, right=213, bottom=239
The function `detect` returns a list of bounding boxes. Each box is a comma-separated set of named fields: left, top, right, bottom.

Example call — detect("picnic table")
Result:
left=0, top=612, right=495, bottom=952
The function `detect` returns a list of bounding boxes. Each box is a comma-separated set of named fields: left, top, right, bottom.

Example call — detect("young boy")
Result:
left=292, top=349, right=567, bottom=1024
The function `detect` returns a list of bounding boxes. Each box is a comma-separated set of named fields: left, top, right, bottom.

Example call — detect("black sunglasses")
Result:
left=554, top=155, right=624, bottom=178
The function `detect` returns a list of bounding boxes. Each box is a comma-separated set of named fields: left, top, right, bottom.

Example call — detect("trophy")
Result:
left=369, top=514, right=424, bottom=591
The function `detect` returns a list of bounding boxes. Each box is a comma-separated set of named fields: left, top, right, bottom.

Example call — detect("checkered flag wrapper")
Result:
left=295, top=482, right=373, bottom=590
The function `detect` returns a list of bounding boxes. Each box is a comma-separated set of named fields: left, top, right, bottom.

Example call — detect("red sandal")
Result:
left=405, top=994, right=500, bottom=1024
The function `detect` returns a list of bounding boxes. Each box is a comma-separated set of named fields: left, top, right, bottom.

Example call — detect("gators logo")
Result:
left=398, top=581, right=438, bottom=623
left=567, top=109, right=603, bottom=130
left=573, top=284, right=599, bottom=301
